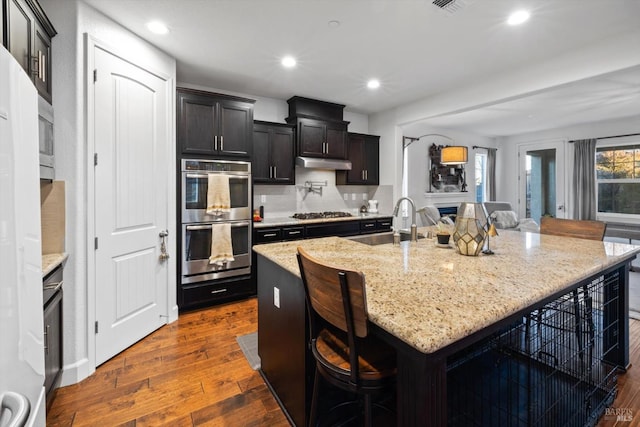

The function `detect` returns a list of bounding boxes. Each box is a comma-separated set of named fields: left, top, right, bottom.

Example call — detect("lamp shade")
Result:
left=440, top=146, right=468, bottom=165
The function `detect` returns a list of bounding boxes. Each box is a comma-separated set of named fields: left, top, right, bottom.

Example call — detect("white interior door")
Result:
left=93, top=46, right=169, bottom=365
left=518, top=140, right=566, bottom=223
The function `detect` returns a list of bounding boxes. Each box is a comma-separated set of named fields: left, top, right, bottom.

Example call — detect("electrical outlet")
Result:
left=274, top=287, right=280, bottom=308
left=351, top=193, right=356, bottom=201
left=261, top=195, right=266, bottom=203
left=343, top=193, right=348, bottom=201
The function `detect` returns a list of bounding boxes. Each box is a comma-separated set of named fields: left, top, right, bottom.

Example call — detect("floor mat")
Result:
left=236, top=332, right=260, bottom=370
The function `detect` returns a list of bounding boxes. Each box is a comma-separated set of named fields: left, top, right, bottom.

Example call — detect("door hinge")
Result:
left=93, top=69, right=97, bottom=83
left=94, top=153, right=98, bottom=166
left=94, top=237, right=98, bottom=250
left=95, top=321, right=99, bottom=334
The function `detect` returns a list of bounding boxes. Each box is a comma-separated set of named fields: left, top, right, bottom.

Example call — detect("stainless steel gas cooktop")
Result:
left=291, top=211, right=353, bottom=220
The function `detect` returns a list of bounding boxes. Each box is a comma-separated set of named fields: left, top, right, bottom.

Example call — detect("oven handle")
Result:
left=186, top=222, right=250, bottom=231
left=185, top=173, right=250, bottom=180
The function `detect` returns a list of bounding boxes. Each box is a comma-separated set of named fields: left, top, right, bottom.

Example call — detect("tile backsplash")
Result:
left=254, top=168, right=393, bottom=218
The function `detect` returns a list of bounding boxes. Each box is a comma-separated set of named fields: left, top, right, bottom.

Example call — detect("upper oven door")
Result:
left=182, top=172, right=251, bottom=223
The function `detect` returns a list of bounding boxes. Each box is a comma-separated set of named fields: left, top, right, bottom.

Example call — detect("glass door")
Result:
left=518, top=140, right=566, bottom=223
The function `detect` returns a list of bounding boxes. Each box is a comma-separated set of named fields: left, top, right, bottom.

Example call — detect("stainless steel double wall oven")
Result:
left=180, top=159, right=252, bottom=286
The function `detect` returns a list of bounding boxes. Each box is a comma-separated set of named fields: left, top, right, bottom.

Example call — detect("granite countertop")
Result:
left=42, top=253, right=68, bottom=277
left=253, top=229, right=640, bottom=354
left=253, top=213, right=392, bottom=228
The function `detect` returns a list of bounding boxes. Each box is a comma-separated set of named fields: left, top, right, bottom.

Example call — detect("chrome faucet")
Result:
left=392, top=197, right=418, bottom=242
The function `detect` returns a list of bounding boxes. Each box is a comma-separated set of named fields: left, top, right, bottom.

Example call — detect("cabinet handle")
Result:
left=263, top=233, right=278, bottom=237
left=31, top=55, right=39, bottom=78
left=220, top=135, right=224, bottom=151
left=39, top=51, right=45, bottom=82
left=365, top=170, right=368, bottom=181
left=214, top=135, right=218, bottom=151
left=211, top=288, right=227, bottom=294
left=364, top=223, right=374, bottom=227
left=273, top=166, right=277, bottom=178
left=44, top=325, right=50, bottom=355
left=288, top=230, right=301, bottom=235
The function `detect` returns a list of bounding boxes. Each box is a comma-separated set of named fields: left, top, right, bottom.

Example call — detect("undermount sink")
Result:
left=347, top=231, right=424, bottom=246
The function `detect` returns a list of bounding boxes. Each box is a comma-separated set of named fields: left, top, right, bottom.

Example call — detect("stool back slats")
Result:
left=540, top=217, right=606, bottom=241
left=297, top=247, right=368, bottom=338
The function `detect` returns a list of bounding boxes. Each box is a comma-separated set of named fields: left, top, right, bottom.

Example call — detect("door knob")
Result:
left=159, top=230, right=170, bottom=261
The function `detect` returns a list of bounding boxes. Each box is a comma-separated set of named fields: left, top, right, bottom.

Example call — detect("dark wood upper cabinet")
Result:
left=286, top=96, right=349, bottom=159
left=253, top=121, right=295, bottom=184
left=3, top=0, right=56, bottom=103
left=177, top=88, right=255, bottom=158
left=336, top=133, right=380, bottom=185
left=292, top=117, right=348, bottom=159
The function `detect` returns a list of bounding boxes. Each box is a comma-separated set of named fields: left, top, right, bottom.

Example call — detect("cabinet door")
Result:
left=177, top=91, right=217, bottom=155
left=363, top=137, right=379, bottom=185
left=252, top=124, right=271, bottom=182
left=33, top=22, right=52, bottom=102
left=325, top=121, right=347, bottom=159
left=44, top=290, right=62, bottom=396
left=345, top=134, right=366, bottom=183
left=7, top=0, right=32, bottom=74
left=219, top=99, right=253, bottom=157
left=270, top=127, right=295, bottom=184
left=298, top=118, right=325, bottom=157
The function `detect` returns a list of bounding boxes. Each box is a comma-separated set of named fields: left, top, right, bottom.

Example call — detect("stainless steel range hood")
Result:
left=295, top=156, right=352, bottom=170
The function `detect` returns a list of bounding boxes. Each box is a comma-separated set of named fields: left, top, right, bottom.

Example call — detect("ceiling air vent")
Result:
left=432, top=0, right=466, bottom=14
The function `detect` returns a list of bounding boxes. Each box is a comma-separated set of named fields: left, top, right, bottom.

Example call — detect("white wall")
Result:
left=40, top=0, right=176, bottom=384
left=369, top=29, right=640, bottom=208
left=496, top=115, right=640, bottom=220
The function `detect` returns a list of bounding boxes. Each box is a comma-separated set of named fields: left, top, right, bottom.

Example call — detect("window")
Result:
left=475, top=152, right=487, bottom=202
left=596, top=144, right=640, bottom=215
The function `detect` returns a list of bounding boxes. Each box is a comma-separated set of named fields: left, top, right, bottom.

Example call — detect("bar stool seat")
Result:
left=297, top=247, right=396, bottom=427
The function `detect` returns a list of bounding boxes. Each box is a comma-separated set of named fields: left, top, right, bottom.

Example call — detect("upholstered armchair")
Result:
left=483, top=201, right=539, bottom=232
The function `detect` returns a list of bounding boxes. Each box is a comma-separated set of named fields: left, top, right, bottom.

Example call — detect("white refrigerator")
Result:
left=0, top=46, right=46, bottom=426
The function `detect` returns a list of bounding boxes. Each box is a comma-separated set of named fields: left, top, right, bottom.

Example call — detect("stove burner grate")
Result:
left=291, top=211, right=353, bottom=220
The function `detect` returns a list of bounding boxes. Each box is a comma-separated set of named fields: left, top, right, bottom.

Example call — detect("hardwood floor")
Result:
left=47, top=297, right=640, bottom=426
left=46, top=298, right=289, bottom=426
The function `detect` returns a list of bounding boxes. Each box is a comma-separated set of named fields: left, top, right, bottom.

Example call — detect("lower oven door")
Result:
left=182, top=221, right=251, bottom=284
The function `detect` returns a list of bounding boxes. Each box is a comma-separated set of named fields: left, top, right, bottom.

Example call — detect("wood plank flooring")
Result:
left=47, top=297, right=640, bottom=426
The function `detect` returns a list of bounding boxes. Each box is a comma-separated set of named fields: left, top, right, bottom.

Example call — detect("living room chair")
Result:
left=535, top=217, right=607, bottom=360
left=296, top=247, right=396, bottom=427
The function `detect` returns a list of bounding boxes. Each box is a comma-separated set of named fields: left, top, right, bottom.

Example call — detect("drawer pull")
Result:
left=211, top=289, right=227, bottom=294
left=364, top=223, right=374, bottom=227
left=288, top=231, right=301, bottom=235
left=263, top=233, right=277, bottom=237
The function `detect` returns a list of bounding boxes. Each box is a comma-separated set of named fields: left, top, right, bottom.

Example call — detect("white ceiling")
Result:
left=82, top=0, right=640, bottom=137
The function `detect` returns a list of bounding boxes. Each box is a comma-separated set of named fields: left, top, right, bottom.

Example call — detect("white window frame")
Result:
left=595, top=136, right=640, bottom=225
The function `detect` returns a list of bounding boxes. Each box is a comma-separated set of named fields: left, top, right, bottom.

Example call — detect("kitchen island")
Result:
left=254, top=230, right=640, bottom=426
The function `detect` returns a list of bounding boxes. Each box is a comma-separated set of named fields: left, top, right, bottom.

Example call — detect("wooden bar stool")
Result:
left=296, top=247, right=396, bottom=427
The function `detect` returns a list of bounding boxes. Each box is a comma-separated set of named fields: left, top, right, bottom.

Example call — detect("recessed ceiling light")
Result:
left=367, top=79, right=380, bottom=90
left=328, top=20, right=340, bottom=28
left=281, top=56, right=297, bottom=68
left=507, top=10, right=530, bottom=26
left=147, top=21, right=169, bottom=34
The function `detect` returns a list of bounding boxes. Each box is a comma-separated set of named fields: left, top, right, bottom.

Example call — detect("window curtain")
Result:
left=572, top=139, right=597, bottom=220
left=486, top=148, right=497, bottom=201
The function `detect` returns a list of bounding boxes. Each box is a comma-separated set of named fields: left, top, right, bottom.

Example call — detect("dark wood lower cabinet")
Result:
left=179, top=275, right=255, bottom=311
left=43, top=284, right=63, bottom=408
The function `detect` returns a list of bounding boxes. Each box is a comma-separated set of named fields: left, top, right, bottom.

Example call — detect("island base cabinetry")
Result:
left=256, top=247, right=629, bottom=426
left=257, top=255, right=311, bottom=427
